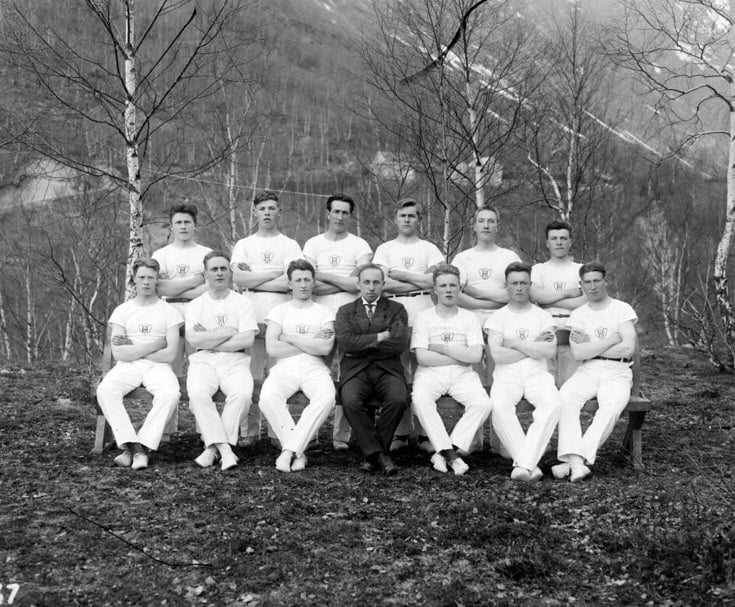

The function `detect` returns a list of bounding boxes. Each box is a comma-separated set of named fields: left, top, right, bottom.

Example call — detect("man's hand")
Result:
left=111, top=335, right=133, bottom=346
left=192, top=323, right=208, bottom=332
left=237, top=262, right=252, bottom=271
left=314, top=327, right=335, bottom=339
left=535, top=329, right=556, bottom=343
left=570, top=328, right=589, bottom=344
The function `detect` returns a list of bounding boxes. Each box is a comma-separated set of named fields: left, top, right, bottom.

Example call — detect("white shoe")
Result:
left=291, top=454, right=307, bottom=472
left=113, top=450, right=132, bottom=468
left=552, top=463, right=571, bottom=480
left=418, top=439, right=435, bottom=454
left=510, top=466, right=531, bottom=482
left=389, top=436, right=409, bottom=452
left=570, top=464, right=591, bottom=483
left=131, top=452, right=148, bottom=470
left=195, top=448, right=218, bottom=468
left=529, top=467, right=543, bottom=482
left=333, top=440, right=349, bottom=451
left=275, top=451, right=292, bottom=473
left=220, top=451, right=239, bottom=471
left=430, top=453, right=448, bottom=473
left=448, top=457, right=469, bottom=476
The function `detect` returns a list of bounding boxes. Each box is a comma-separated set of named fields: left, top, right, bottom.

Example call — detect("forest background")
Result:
left=0, top=0, right=729, bottom=369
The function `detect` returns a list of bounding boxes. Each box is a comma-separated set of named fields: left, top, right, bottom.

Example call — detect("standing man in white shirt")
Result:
left=484, top=262, right=562, bottom=482
left=231, top=190, right=303, bottom=444
left=185, top=251, right=259, bottom=471
left=152, top=204, right=212, bottom=315
left=96, top=258, right=183, bottom=470
left=452, top=206, right=521, bottom=325
left=530, top=220, right=586, bottom=386
left=553, top=261, right=638, bottom=482
left=373, top=198, right=445, bottom=450
left=411, top=264, right=494, bottom=476
left=258, top=259, right=337, bottom=473
left=303, top=193, right=372, bottom=450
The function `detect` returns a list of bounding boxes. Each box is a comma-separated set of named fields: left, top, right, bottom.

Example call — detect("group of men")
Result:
left=97, top=192, right=637, bottom=483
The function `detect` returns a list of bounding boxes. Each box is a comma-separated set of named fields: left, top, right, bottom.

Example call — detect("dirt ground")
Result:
left=1, top=347, right=734, bottom=606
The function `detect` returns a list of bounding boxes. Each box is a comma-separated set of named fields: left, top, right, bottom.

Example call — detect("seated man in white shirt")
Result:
left=258, top=259, right=337, bottom=472
left=411, top=264, right=493, bottom=476
left=152, top=204, right=212, bottom=315
left=552, top=261, right=638, bottom=483
left=485, top=262, right=562, bottom=482
left=185, top=251, right=259, bottom=471
left=96, top=258, right=183, bottom=470
left=530, top=220, right=586, bottom=386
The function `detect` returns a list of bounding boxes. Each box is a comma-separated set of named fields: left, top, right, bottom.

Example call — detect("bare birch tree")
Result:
left=615, top=0, right=735, bottom=367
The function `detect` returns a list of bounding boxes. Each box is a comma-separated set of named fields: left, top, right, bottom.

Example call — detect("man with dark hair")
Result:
left=410, top=264, right=493, bottom=475
left=530, top=220, right=586, bottom=385
left=96, top=258, right=183, bottom=470
left=231, top=190, right=302, bottom=323
left=553, top=261, right=638, bottom=482
left=152, top=204, right=212, bottom=313
left=258, top=259, right=337, bottom=472
left=185, top=251, right=259, bottom=471
left=484, top=262, right=561, bottom=482
left=452, top=206, right=521, bottom=325
left=303, top=192, right=372, bottom=450
left=335, top=263, right=409, bottom=475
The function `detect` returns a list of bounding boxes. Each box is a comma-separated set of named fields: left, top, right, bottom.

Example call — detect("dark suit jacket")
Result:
left=335, top=297, right=409, bottom=386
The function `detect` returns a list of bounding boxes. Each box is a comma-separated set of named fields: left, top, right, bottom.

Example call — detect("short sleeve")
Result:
left=410, top=310, right=430, bottom=350
left=163, top=302, right=184, bottom=329
left=372, top=243, right=389, bottom=269
left=355, top=236, right=372, bottom=260
left=450, top=252, right=468, bottom=288
left=302, top=237, right=318, bottom=262
left=464, top=312, right=484, bottom=347
left=238, top=296, right=259, bottom=333
left=264, top=303, right=285, bottom=327
left=284, top=238, right=303, bottom=269
left=530, top=263, right=544, bottom=289
left=230, top=239, right=247, bottom=265
left=184, top=296, right=202, bottom=331
left=108, top=303, right=127, bottom=328
left=426, top=242, right=445, bottom=267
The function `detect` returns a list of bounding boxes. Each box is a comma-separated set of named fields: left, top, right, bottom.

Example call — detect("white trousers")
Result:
left=557, top=360, right=633, bottom=465
left=490, top=360, right=562, bottom=470
left=412, top=365, right=493, bottom=453
left=187, top=351, right=253, bottom=447
left=258, top=359, right=336, bottom=456
left=96, top=359, right=180, bottom=451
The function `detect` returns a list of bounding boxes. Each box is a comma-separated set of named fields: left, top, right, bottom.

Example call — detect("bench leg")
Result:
left=92, top=412, right=115, bottom=454
left=622, top=410, right=646, bottom=471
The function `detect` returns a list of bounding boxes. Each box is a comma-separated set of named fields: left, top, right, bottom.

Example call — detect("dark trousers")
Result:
left=339, top=365, right=408, bottom=458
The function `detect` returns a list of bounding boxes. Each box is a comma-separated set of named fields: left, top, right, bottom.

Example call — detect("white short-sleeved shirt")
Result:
left=303, top=233, right=372, bottom=278
left=230, top=233, right=302, bottom=274
left=411, top=307, right=484, bottom=357
left=109, top=299, right=183, bottom=345
left=484, top=304, right=556, bottom=372
left=373, top=239, right=445, bottom=277
left=185, top=290, right=259, bottom=338
left=152, top=243, right=212, bottom=282
left=567, top=298, right=638, bottom=348
left=452, top=246, right=521, bottom=291
left=266, top=301, right=335, bottom=367
left=531, top=260, right=582, bottom=322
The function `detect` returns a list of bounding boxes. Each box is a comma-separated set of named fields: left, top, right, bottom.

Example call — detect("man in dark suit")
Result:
left=335, top=263, right=410, bottom=475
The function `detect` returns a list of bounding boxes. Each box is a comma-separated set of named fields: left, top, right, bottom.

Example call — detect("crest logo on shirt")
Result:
left=216, top=313, right=227, bottom=328
left=329, top=255, right=341, bottom=267
left=261, top=251, right=274, bottom=264
left=595, top=327, right=608, bottom=339
left=402, top=257, right=415, bottom=270
left=553, top=281, right=566, bottom=291
left=516, top=328, right=530, bottom=341
left=177, top=264, right=189, bottom=277
left=139, top=323, right=152, bottom=335
left=478, top=268, right=492, bottom=280
left=441, top=331, right=454, bottom=343
left=297, top=324, right=309, bottom=334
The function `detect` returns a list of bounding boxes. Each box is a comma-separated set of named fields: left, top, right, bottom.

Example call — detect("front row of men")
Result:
left=97, top=252, right=636, bottom=483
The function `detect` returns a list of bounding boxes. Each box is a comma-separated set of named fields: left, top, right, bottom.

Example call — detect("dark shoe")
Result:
left=378, top=453, right=399, bottom=476
left=359, top=459, right=377, bottom=473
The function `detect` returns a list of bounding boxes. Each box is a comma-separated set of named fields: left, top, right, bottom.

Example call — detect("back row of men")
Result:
left=97, top=192, right=637, bottom=483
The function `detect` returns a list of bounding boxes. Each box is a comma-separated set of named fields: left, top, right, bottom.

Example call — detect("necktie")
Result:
left=365, top=303, right=374, bottom=320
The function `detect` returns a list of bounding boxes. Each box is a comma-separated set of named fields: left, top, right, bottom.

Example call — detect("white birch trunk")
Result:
left=0, top=285, right=12, bottom=359
left=124, top=0, right=143, bottom=300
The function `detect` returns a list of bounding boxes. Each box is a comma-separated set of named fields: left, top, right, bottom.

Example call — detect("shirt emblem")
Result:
left=516, top=328, right=530, bottom=341
left=216, top=313, right=227, bottom=328
left=553, top=281, right=565, bottom=291
left=595, top=327, right=608, bottom=339
left=176, top=264, right=189, bottom=277
left=297, top=324, right=309, bottom=334
left=441, top=331, right=454, bottom=343
left=478, top=268, right=491, bottom=280
left=139, top=323, right=152, bottom=335
left=402, top=257, right=415, bottom=270
left=329, top=255, right=341, bottom=267
left=261, top=251, right=274, bottom=264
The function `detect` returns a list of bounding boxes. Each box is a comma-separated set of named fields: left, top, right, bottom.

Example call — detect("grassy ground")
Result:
left=1, top=348, right=734, bottom=606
